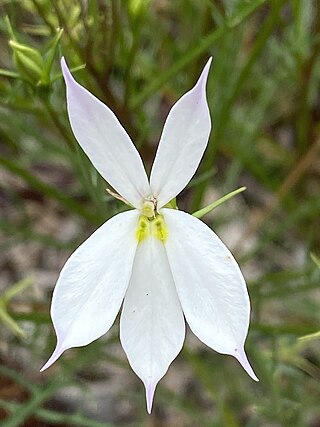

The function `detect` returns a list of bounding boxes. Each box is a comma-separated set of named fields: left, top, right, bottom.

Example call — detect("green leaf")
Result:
left=0, top=69, right=20, bottom=78
left=43, top=28, right=64, bottom=82
left=0, top=305, right=25, bottom=337
left=298, top=330, right=320, bottom=343
left=310, top=252, right=320, bottom=268
left=51, top=63, right=86, bottom=82
left=0, top=277, right=34, bottom=337
left=130, top=0, right=267, bottom=108
left=163, top=198, right=178, bottom=209
left=2, top=277, right=34, bottom=303
left=226, top=0, right=267, bottom=26
left=192, top=187, right=246, bottom=218
left=0, top=155, right=101, bottom=224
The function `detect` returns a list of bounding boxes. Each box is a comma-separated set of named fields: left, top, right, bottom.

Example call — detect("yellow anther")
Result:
left=135, top=214, right=168, bottom=244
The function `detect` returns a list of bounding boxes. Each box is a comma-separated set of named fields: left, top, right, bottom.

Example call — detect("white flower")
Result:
left=41, top=57, right=258, bottom=412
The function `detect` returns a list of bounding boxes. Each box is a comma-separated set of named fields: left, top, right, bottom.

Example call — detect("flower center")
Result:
left=136, top=199, right=168, bottom=244
left=141, top=199, right=156, bottom=218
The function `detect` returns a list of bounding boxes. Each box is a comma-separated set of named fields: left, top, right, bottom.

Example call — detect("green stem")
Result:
left=42, top=97, right=75, bottom=150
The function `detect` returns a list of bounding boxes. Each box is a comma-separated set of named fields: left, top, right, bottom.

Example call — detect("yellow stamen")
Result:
left=136, top=214, right=168, bottom=244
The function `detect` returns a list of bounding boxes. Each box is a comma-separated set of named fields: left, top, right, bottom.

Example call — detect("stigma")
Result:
left=141, top=197, right=157, bottom=218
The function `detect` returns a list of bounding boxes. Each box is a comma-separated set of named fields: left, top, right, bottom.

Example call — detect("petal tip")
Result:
left=40, top=344, right=65, bottom=373
left=145, top=381, right=157, bottom=414
left=205, top=56, right=213, bottom=70
left=197, top=57, right=213, bottom=90
left=234, top=347, right=259, bottom=382
left=60, top=57, right=73, bottom=83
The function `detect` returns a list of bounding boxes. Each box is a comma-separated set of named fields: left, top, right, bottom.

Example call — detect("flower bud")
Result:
left=9, top=40, right=44, bottom=86
left=129, top=0, right=150, bottom=16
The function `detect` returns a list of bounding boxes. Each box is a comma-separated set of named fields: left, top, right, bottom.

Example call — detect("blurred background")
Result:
left=0, top=0, right=320, bottom=426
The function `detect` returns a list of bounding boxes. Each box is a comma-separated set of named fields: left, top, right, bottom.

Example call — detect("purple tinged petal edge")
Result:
left=150, top=57, right=213, bottom=207
left=233, top=347, right=259, bottom=382
left=40, top=342, right=66, bottom=372
left=145, top=380, right=157, bottom=414
left=61, top=56, right=74, bottom=84
left=59, top=57, right=150, bottom=207
left=196, top=56, right=212, bottom=92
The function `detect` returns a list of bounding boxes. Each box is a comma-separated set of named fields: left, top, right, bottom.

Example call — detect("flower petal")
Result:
left=162, top=208, right=258, bottom=381
left=150, top=58, right=212, bottom=208
left=41, top=210, right=139, bottom=372
left=120, top=236, right=185, bottom=413
left=61, top=58, right=150, bottom=208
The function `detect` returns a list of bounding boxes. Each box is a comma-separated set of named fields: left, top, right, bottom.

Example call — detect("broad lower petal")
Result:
left=41, top=210, right=139, bottom=372
left=61, top=58, right=150, bottom=208
left=150, top=58, right=212, bottom=208
left=162, top=208, right=258, bottom=381
left=120, top=236, right=185, bottom=413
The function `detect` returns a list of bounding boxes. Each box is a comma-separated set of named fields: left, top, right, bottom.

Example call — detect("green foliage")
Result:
left=192, top=186, right=246, bottom=218
left=0, top=0, right=319, bottom=425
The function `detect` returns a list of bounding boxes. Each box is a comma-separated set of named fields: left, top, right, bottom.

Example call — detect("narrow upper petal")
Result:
left=41, top=210, right=139, bottom=372
left=150, top=58, right=212, bottom=208
left=162, top=208, right=258, bottom=381
left=61, top=58, right=150, bottom=208
left=120, top=236, right=185, bottom=413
